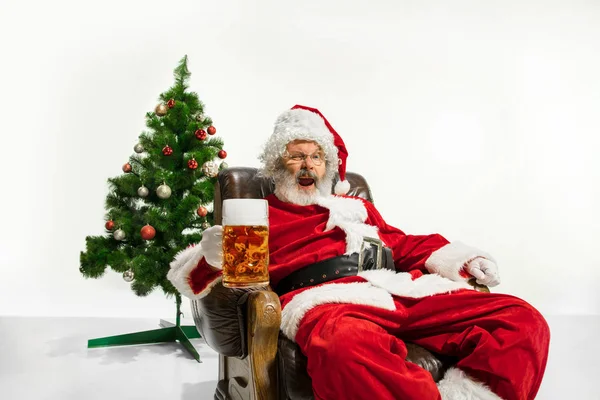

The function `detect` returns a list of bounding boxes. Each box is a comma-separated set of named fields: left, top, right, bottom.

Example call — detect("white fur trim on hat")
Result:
left=425, top=241, right=494, bottom=282
left=437, top=367, right=503, bottom=399
left=259, top=108, right=340, bottom=179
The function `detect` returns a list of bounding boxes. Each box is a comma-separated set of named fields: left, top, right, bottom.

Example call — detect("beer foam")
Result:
left=222, top=199, right=269, bottom=226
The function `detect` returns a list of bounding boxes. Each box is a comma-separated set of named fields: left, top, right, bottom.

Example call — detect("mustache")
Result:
left=296, top=169, right=318, bottom=181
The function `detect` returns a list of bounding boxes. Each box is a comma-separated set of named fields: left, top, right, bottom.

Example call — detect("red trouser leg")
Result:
left=294, top=304, right=441, bottom=400
left=396, top=291, right=550, bottom=400
left=294, top=291, right=549, bottom=400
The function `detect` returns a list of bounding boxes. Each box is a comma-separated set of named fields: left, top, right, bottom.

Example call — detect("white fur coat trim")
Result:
left=167, top=244, right=221, bottom=300
left=358, top=269, right=473, bottom=298
left=280, top=282, right=395, bottom=340
left=437, top=367, right=503, bottom=400
left=316, top=195, right=380, bottom=254
left=280, top=269, right=474, bottom=341
left=425, top=241, right=494, bottom=282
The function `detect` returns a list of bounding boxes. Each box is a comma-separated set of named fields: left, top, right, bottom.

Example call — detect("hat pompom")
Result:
left=334, top=179, right=350, bottom=195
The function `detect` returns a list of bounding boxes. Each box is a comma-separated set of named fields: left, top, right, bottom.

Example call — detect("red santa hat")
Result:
left=259, top=105, right=350, bottom=195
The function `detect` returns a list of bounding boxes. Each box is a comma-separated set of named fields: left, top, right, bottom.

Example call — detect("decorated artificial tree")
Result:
left=80, top=56, right=228, bottom=362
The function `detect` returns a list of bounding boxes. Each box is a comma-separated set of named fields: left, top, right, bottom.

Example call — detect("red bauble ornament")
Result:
left=188, top=159, right=199, bottom=170
left=167, top=99, right=176, bottom=108
left=197, top=206, right=208, bottom=217
left=140, top=225, right=156, bottom=240
left=207, top=126, right=217, bottom=135
left=105, top=220, right=115, bottom=230
left=122, top=163, right=132, bottom=173
left=218, top=150, right=227, bottom=159
left=194, top=129, right=207, bottom=141
left=162, top=145, right=173, bottom=156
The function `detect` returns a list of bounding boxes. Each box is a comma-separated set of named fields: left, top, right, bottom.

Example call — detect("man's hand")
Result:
left=201, top=225, right=224, bottom=268
left=465, top=258, right=500, bottom=287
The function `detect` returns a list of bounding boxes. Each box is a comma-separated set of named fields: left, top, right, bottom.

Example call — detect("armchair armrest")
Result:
left=191, top=283, right=261, bottom=358
left=192, top=284, right=281, bottom=400
left=191, top=283, right=281, bottom=359
left=246, top=290, right=281, bottom=400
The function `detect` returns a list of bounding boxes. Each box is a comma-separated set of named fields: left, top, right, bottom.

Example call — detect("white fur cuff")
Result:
left=425, top=242, right=494, bottom=282
left=167, top=244, right=220, bottom=300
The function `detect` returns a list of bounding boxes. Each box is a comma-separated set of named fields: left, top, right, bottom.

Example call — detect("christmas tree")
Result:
left=80, top=56, right=227, bottom=361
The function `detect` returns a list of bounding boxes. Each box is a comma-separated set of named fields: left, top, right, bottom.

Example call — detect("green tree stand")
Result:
left=87, top=295, right=203, bottom=362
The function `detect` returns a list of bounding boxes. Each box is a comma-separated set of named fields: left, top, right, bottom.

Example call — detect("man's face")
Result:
left=283, top=140, right=327, bottom=193
left=271, top=140, right=331, bottom=205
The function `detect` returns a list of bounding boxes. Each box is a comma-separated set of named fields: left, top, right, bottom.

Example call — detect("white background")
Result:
left=0, top=0, right=598, bottom=319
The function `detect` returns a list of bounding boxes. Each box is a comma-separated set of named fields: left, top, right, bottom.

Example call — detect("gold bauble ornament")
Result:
left=155, top=103, right=168, bottom=116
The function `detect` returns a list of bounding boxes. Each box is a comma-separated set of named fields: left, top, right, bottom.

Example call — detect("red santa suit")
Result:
left=168, top=105, right=549, bottom=400
left=169, top=193, right=549, bottom=400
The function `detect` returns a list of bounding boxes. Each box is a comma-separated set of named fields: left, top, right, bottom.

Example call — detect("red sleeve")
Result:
left=363, top=200, right=449, bottom=273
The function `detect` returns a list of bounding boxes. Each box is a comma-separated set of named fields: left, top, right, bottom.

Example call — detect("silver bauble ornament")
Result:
left=113, top=229, right=126, bottom=241
left=219, top=161, right=229, bottom=170
left=195, top=113, right=204, bottom=122
left=134, top=143, right=144, bottom=153
left=202, top=161, right=219, bottom=178
left=156, top=184, right=172, bottom=199
left=123, top=269, right=135, bottom=282
left=137, top=185, right=149, bottom=197
left=201, top=221, right=211, bottom=229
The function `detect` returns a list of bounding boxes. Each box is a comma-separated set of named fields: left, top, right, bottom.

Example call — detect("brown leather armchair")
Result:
left=191, top=167, right=455, bottom=400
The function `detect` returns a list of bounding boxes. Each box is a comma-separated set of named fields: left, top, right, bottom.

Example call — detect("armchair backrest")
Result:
left=213, top=167, right=374, bottom=223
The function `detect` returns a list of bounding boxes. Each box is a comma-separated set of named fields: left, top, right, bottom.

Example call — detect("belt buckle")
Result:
left=357, top=237, right=383, bottom=272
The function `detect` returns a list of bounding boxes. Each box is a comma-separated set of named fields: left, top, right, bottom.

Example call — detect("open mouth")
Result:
left=297, top=177, right=315, bottom=187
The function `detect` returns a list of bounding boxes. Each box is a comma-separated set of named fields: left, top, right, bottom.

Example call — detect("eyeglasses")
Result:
left=283, top=151, right=326, bottom=166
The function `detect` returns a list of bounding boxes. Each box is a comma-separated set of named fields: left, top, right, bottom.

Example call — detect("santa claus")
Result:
left=168, top=105, right=550, bottom=400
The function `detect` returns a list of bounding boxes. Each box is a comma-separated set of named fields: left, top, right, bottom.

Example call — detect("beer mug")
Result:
left=221, top=199, right=270, bottom=288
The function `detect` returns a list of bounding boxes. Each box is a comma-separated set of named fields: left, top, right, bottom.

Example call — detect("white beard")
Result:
left=273, top=169, right=333, bottom=206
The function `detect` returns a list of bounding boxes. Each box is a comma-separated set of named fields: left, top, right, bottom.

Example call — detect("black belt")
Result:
left=275, top=238, right=395, bottom=296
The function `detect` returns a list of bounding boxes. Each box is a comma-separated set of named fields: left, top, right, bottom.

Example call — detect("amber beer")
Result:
left=221, top=199, right=269, bottom=288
